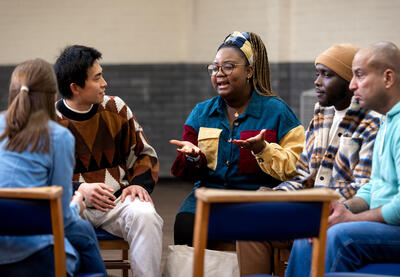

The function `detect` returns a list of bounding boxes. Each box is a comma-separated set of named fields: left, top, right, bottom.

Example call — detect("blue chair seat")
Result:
left=95, top=229, right=121, bottom=240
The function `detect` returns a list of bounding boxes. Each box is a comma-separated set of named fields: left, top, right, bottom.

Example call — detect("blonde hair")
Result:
left=247, top=32, right=275, bottom=97
left=0, top=58, right=57, bottom=153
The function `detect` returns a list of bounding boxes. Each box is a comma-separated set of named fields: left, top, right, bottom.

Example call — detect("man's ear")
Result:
left=383, top=69, right=395, bottom=89
left=70, top=83, right=81, bottom=97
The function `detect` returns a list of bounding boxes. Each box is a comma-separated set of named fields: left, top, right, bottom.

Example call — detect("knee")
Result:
left=123, top=202, right=163, bottom=228
left=327, top=222, right=354, bottom=247
left=67, top=219, right=96, bottom=236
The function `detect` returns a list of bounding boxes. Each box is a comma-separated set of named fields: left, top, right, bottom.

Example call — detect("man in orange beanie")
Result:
left=236, top=44, right=381, bottom=276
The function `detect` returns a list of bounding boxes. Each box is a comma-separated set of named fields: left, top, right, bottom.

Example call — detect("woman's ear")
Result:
left=247, top=65, right=254, bottom=79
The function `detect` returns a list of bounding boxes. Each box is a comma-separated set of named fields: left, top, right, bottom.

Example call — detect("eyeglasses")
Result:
left=207, top=63, right=247, bottom=76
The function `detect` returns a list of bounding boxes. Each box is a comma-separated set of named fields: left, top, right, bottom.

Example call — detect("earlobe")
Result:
left=247, top=65, right=254, bottom=79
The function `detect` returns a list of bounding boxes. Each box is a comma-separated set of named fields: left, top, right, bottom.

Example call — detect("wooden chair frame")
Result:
left=97, top=231, right=130, bottom=277
left=192, top=188, right=340, bottom=277
left=0, top=186, right=66, bottom=277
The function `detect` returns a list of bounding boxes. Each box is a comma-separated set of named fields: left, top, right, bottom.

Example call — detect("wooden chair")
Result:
left=96, top=229, right=130, bottom=277
left=0, top=186, right=67, bottom=277
left=192, top=187, right=340, bottom=277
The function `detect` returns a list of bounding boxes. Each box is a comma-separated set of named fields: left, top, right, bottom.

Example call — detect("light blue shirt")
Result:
left=356, top=101, right=400, bottom=225
left=0, top=113, right=79, bottom=275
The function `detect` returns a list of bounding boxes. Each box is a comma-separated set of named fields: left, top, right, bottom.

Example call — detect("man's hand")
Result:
left=78, top=183, right=116, bottom=212
left=169, top=140, right=201, bottom=157
left=328, top=201, right=355, bottom=227
left=121, top=185, right=154, bottom=205
left=232, top=129, right=267, bottom=154
left=257, top=186, right=272, bottom=192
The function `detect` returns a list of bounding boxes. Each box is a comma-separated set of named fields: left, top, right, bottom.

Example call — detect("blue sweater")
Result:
left=0, top=114, right=79, bottom=275
left=356, top=101, right=400, bottom=225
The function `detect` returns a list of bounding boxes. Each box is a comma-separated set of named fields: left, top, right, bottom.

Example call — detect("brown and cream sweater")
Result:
left=56, top=96, right=159, bottom=196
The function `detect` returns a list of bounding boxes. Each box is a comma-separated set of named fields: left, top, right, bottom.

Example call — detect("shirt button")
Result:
left=226, top=161, right=230, bottom=166
left=320, top=176, right=324, bottom=181
left=228, top=138, right=232, bottom=143
left=234, top=122, right=239, bottom=126
left=258, top=158, right=264, bottom=163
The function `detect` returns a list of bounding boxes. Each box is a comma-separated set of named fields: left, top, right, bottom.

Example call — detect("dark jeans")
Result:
left=286, top=221, right=400, bottom=277
left=0, top=218, right=107, bottom=276
left=174, top=212, right=196, bottom=246
left=65, top=218, right=107, bottom=275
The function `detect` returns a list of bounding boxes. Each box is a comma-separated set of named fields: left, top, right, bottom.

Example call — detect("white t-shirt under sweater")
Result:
left=329, top=107, right=348, bottom=141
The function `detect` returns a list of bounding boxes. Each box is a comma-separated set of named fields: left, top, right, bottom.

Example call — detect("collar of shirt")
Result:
left=208, top=90, right=263, bottom=119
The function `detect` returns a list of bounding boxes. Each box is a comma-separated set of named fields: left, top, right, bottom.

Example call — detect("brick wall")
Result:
left=0, top=62, right=315, bottom=177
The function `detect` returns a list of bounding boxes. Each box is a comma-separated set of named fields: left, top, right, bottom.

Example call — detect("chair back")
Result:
left=0, top=186, right=66, bottom=277
left=192, top=188, right=340, bottom=277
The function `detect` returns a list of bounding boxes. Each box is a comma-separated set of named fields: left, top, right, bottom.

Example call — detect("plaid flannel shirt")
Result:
left=275, top=97, right=381, bottom=199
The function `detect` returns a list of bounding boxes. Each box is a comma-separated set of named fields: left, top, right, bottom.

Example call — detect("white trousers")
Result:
left=83, top=195, right=163, bottom=277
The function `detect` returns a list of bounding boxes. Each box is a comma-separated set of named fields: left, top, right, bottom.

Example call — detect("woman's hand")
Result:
left=71, top=191, right=86, bottom=216
left=169, top=140, right=201, bottom=157
left=232, top=129, right=267, bottom=154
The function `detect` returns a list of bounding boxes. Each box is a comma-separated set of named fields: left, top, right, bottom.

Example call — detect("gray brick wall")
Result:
left=0, top=62, right=315, bottom=177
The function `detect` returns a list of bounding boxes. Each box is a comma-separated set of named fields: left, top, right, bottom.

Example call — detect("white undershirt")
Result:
left=63, top=99, right=93, bottom=114
left=329, top=107, right=348, bottom=141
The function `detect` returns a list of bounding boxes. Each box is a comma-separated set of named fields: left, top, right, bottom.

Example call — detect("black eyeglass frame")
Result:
left=207, top=63, right=247, bottom=76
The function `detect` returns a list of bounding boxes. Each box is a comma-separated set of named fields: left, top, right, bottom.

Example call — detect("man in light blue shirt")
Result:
left=286, top=42, right=400, bottom=276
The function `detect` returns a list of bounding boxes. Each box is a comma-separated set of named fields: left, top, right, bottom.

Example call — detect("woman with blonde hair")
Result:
left=0, top=58, right=106, bottom=276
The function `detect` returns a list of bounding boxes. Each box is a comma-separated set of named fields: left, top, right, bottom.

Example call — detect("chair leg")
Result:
left=273, top=247, right=290, bottom=277
left=123, top=249, right=129, bottom=277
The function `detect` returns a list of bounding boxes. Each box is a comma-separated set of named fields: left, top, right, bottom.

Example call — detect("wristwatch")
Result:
left=340, top=202, right=351, bottom=210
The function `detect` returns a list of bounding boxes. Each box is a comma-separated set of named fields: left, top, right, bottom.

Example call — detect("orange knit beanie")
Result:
left=315, top=43, right=360, bottom=82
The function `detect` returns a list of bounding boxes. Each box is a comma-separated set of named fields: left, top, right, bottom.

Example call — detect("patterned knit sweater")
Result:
left=56, top=96, right=159, bottom=196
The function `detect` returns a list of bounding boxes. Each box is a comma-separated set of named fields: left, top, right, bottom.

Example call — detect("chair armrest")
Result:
left=0, top=186, right=63, bottom=200
left=195, top=187, right=340, bottom=203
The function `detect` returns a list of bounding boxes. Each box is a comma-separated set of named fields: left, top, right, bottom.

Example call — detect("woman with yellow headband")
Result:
left=169, top=31, right=305, bottom=247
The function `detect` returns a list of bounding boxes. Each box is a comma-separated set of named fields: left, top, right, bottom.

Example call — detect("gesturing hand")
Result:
left=232, top=129, right=267, bottom=154
left=169, top=139, right=201, bottom=157
left=121, top=185, right=154, bottom=206
left=78, top=182, right=116, bottom=212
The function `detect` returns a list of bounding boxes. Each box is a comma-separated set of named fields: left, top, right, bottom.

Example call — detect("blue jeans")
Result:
left=285, top=221, right=400, bottom=277
left=65, top=218, right=107, bottom=275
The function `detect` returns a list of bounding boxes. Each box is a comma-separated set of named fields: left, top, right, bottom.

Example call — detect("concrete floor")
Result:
left=102, top=179, right=193, bottom=277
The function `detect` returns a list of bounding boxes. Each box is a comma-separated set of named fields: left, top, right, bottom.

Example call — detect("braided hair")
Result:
left=247, top=32, right=275, bottom=97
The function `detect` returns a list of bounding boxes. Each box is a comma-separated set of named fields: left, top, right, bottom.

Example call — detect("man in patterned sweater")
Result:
left=54, top=45, right=163, bottom=277
left=237, top=44, right=381, bottom=276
